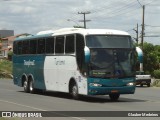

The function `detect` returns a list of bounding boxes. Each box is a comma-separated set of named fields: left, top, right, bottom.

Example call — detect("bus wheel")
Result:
left=24, top=80, right=29, bottom=93
left=29, top=80, right=35, bottom=94
left=71, top=84, right=79, bottom=99
left=147, top=83, right=150, bottom=87
left=109, top=94, right=120, bottom=101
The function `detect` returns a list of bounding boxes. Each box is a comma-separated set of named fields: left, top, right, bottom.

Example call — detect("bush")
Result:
left=8, top=51, right=13, bottom=61
left=0, top=59, right=12, bottom=78
left=153, top=70, right=160, bottom=79
left=152, top=79, right=160, bottom=87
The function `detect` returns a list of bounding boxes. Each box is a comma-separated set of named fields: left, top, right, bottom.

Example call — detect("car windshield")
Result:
left=89, top=49, right=136, bottom=78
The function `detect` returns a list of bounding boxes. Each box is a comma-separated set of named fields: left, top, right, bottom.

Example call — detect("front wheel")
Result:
left=71, top=84, right=79, bottom=99
left=147, top=83, right=150, bottom=87
left=109, top=94, right=120, bottom=101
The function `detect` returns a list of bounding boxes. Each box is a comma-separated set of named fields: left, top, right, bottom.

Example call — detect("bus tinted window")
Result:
left=76, top=34, right=85, bottom=72
left=46, top=37, right=54, bottom=54
left=65, top=35, right=75, bottom=53
left=55, top=36, right=64, bottom=54
left=30, top=39, right=37, bottom=54
left=22, top=40, right=29, bottom=54
left=13, top=42, right=17, bottom=54
left=37, top=39, right=45, bottom=54
left=86, top=35, right=131, bottom=48
left=17, top=41, right=23, bottom=55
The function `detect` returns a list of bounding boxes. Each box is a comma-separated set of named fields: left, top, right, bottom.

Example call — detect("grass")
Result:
left=0, top=59, right=12, bottom=79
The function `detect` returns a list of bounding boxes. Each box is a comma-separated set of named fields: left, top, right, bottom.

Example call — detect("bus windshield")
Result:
left=86, top=35, right=132, bottom=48
left=89, top=49, right=135, bottom=78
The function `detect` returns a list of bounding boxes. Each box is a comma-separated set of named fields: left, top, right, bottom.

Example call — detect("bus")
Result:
left=13, top=28, right=137, bottom=101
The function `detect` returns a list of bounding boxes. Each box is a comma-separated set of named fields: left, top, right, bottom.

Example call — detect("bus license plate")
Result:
left=111, top=90, right=119, bottom=93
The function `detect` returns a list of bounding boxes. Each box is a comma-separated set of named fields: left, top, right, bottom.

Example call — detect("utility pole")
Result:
left=78, top=11, right=91, bottom=29
left=141, top=5, right=145, bottom=50
left=133, top=23, right=139, bottom=44
left=136, top=23, right=139, bottom=43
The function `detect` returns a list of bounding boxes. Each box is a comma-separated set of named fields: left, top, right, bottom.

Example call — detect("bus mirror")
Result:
left=84, top=46, right=90, bottom=63
left=136, top=47, right=143, bottom=63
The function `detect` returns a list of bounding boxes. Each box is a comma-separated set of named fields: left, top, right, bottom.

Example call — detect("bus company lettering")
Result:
left=24, top=60, right=35, bottom=66
left=55, top=59, right=65, bottom=65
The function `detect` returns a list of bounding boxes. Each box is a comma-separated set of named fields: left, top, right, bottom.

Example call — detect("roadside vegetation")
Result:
left=137, top=42, right=160, bottom=87
left=0, top=59, right=12, bottom=79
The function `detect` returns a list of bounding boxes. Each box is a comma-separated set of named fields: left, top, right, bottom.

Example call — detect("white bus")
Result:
left=13, top=28, right=137, bottom=101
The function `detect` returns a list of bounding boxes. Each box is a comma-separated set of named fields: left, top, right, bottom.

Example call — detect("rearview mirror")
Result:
left=84, top=46, right=90, bottom=63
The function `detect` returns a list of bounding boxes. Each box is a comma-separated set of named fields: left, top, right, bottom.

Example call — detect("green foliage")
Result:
left=153, top=70, right=160, bottom=79
left=152, top=79, right=160, bottom=87
left=143, top=43, right=158, bottom=74
left=0, top=59, right=12, bottom=78
left=140, top=42, right=160, bottom=76
left=8, top=51, right=13, bottom=61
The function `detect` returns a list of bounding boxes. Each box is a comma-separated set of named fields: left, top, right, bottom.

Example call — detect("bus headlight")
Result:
left=89, top=83, right=102, bottom=87
left=127, top=82, right=135, bottom=86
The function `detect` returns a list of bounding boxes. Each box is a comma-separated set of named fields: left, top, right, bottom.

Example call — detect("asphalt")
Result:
left=0, top=79, right=160, bottom=120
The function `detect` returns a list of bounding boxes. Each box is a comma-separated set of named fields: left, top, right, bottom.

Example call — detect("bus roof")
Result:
left=52, top=28, right=130, bottom=36
left=15, top=28, right=130, bottom=41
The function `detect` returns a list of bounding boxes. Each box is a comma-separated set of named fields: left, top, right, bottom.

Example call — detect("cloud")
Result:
left=0, top=0, right=160, bottom=45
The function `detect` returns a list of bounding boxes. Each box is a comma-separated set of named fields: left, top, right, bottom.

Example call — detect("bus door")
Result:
left=44, top=56, right=58, bottom=91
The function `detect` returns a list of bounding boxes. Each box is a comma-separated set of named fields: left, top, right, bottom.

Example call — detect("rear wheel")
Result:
left=71, top=84, right=79, bottom=99
left=147, top=83, right=150, bottom=87
left=109, top=94, right=120, bottom=101
left=24, top=79, right=29, bottom=93
left=29, top=80, right=35, bottom=94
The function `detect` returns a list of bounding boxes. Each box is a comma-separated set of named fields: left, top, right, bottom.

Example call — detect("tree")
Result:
left=143, top=42, right=159, bottom=75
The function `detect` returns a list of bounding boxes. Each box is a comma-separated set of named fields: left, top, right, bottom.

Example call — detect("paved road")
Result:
left=0, top=79, right=160, bottom=120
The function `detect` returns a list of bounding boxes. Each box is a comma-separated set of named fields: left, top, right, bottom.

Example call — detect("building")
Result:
left=1, top=33, right=31, bottom=58
left=0, top=30, right=14, bottom=56
left=0, top=30, right=14, bottom=38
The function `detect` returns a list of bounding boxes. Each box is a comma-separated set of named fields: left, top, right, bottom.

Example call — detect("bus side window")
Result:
left=46, top=37, right=54, bottom=54
left=22, top=40, right=29, bottom=54
left=37, top=38, right=45, bottom=54
left=55, top=36, right=64, bottom=54
left=17, top=41, right=23, bottom=55
left=65, top=35, right=75, bottom=53
left=30, top=39, right=37, bottom=54
left=13, top=42, right=17, bottom=54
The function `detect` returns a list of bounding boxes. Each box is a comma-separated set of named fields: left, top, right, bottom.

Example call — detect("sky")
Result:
left=0, top=0, right=160, bottom=45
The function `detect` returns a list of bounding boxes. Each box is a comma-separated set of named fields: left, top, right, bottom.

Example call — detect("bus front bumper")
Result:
left=88, top=86, right=135, bottom=95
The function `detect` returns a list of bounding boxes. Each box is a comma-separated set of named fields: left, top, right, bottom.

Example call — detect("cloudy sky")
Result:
left=0, top=0, right=160, bottom=45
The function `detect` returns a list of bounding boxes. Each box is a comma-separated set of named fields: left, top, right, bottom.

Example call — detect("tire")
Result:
left=29, top=80, right=35, bottom=94
left=147, top=83, right=150, bottom=87
left=140, top=84, right=143, bottom=87
left=71, top=84, right=79, bottom=99
left=109, top=94, right=120, bottom=101
left=24, top=79, right=29, bottom=93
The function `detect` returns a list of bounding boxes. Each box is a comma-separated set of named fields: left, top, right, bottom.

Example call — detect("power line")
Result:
left=145, top=25, right=160, bottom=27
left=91, top=1, right=139, bottom=19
